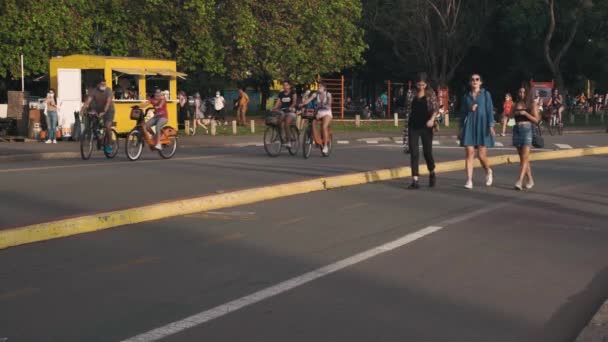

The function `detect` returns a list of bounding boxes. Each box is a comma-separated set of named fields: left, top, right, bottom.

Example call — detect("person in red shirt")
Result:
left=500, top=93, right=513, bottom=137
left=141, top=88, right=168, bottom=150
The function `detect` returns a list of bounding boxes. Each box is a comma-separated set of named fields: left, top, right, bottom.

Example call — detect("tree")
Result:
left=543, top=0, right=593, bottom=91
left=365, top=0, right=495, bottom=87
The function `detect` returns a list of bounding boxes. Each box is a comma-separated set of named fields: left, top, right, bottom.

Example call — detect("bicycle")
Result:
left=541, top=106, right=563, bottom=136
left=125, top=106, right=178, bottom=161
left=263, top=111, right=300, bottom=157
left=301, top=108, right=333, bottom=158
left=80, top=111, right=119, bottom=160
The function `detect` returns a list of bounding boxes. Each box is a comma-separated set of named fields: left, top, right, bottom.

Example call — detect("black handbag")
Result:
left=532, top=123, right=544, bottom=148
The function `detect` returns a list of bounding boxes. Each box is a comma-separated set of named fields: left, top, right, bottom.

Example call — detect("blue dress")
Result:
left=459, top=89, right=495, bottom=147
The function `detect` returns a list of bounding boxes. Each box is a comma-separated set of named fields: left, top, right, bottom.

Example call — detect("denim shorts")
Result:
left=512, top=122, right=533, bottom=147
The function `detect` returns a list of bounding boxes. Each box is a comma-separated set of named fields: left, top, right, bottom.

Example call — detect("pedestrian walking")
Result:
left=214, top=90, right=227, bottom=125
left=193, top=93, right=209, bottom=134
left=500, top=93, right=514, bottom=136
left=406, top=72, right=437, bottom=189
left=177, top=91, right=193, bottom=135
left=236, top=88, right=249, bottom=126
left=44, top=89, right=59, bottom=144
left=512, top=86, right=540, bottom=190
left=459, top=73, right=496, bottom=189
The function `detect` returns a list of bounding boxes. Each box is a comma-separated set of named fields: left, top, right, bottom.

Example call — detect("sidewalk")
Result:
left=0, top=127, right=605, bottom=162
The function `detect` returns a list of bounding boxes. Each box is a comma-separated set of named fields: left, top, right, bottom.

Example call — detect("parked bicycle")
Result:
left=301, top=108, right=333, bottom=158
left=125, top=106, right=178, bottom=161
left=80, top=111, right=119, bottom=160
left=263, top=111, right=300, bottom=157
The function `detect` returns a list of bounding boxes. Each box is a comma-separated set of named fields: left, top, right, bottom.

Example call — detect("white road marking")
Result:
left=254, top=143, right=264, bottom=147
left=121, top=200, right=516, bottom=342
left=432, top=140, right=440, bottom=145
left=366, top=140, right=379, bottom=144
left=587, top=145, right=598, bottom=148
left=120, top=225, right=445, bottom=342
left=495, top=142, right=504, bottom=147
left=337, top=140, right=350, bottom=145
left=555, top=144, right=573, bottom=149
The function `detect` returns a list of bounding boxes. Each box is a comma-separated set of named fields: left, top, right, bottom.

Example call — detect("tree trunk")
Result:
left=544, top=0, right=582, bottom=92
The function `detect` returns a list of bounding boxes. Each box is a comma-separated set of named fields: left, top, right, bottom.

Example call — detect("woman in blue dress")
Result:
left=459, top=74, right=496, bottom=189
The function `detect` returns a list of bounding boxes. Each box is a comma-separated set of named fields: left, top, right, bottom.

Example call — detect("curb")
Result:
left=576, top=299, right=608, bottom=342
left=0, top=152, right=81, bottom=162
left=0, top=146, right=607, bottom=250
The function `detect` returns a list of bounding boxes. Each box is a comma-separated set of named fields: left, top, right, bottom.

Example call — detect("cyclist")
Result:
left=140, top=88, right=168, bottom=150
left=300, top=81, right=333, bottom=154
left=548, top=88, right=564, bottom=125
left=271, top=80, right=297, bottom=147
left=81, top=78, right=115, bottom=154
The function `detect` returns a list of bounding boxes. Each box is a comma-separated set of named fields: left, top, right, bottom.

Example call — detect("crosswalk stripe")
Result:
left=366, top=140, right=379, bottom=144
left=495, top=142, right=504, bottom=147
left=432, top=140, right=440, bottom=145
left=555, top=144, right=573, bottom=149
left=337, top=140, right=350, bottom=145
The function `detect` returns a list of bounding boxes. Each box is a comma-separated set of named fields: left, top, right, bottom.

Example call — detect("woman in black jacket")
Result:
left=405, top=72, right=438, bottom=189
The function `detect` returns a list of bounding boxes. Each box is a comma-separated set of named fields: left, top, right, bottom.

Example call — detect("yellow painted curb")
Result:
left=1, top=146, right=607, bottom=250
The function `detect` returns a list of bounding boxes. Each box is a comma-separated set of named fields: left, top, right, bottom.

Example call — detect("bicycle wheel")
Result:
left=547, top=117, right=555, bottom=136
left=302, top=125, right=313, bottom=159
left=80, top=129, right=94, bottom=160
left=125, top=130, right=144, bottom=161
left=287, top=125, right=300, bottom=156
left=263, top=126, right=282, bottom=157
left=159, top=132, right=178, bottom=159
left=103, top=129, right=120, bottom=159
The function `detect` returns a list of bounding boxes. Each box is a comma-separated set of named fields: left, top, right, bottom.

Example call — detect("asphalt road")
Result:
left=0, top=137, right=607, bottom=341
left=0, top=132, right=605, bottom=229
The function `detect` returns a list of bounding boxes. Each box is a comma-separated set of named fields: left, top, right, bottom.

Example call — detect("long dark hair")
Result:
left=47, top=88, right=57, bottom=104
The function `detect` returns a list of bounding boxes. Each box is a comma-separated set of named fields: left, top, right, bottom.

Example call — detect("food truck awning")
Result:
left=113, top=68, right=156, bottom=75
left=146, top=68, right=188, bottom=79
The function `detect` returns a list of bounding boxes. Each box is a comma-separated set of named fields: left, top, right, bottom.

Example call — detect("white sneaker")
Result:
left=284, top=141, right=292, bottom=148
left=464, top=180, right=473, bottom=189
left=322, top=145, right=329, bottom=154
left=485, top=169, right=493, bottom=187
left=154, top=143, right=162, bottom=150
left=514, top=181, right=523, bottom=191
left=45, top=140, right=52, bottom=144
left=525, top=180, right=535, bottom=189
left=52, top=139, right=57, bottom=144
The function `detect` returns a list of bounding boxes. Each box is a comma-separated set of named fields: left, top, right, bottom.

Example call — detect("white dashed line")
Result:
left=587, top=145, right=598, bottom=148
left=337, top=140, right=350, bottom=145
left=432, top=140, right=440, bottom=145
left=555, top=144, right=573, bottom=149
left=120, top=225, right=445, bottom=342
left=366, top=140, right=379, bottom=144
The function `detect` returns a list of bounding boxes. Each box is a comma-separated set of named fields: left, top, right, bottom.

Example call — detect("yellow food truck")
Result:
left=49, top=54, right=186, bottom=134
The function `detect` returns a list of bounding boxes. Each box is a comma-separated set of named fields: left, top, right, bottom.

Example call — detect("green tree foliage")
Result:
left=0, top=0, right=365, bottom=87
left=218, top=0, right=366, bottom=84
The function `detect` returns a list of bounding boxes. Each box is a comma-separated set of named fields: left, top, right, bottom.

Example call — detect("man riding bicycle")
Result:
left=271, top=80, right=297, bottom=147
left=548, top=88, right=564, bottom=124
left=300, top=81, right=333, bottom=154
left=81, top=78, right=115, bottom=154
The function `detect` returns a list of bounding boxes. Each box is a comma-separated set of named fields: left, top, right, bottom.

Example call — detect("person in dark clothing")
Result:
left=406, top=72, right=438, bottom=189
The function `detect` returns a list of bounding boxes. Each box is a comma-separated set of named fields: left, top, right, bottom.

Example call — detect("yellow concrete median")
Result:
left=1, top=146, right=607, bottom=250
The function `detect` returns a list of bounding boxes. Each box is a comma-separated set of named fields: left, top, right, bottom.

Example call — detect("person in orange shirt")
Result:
left=236, top=88, right=250, bottom=126
left=500, top=93, right=513, bottom=137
